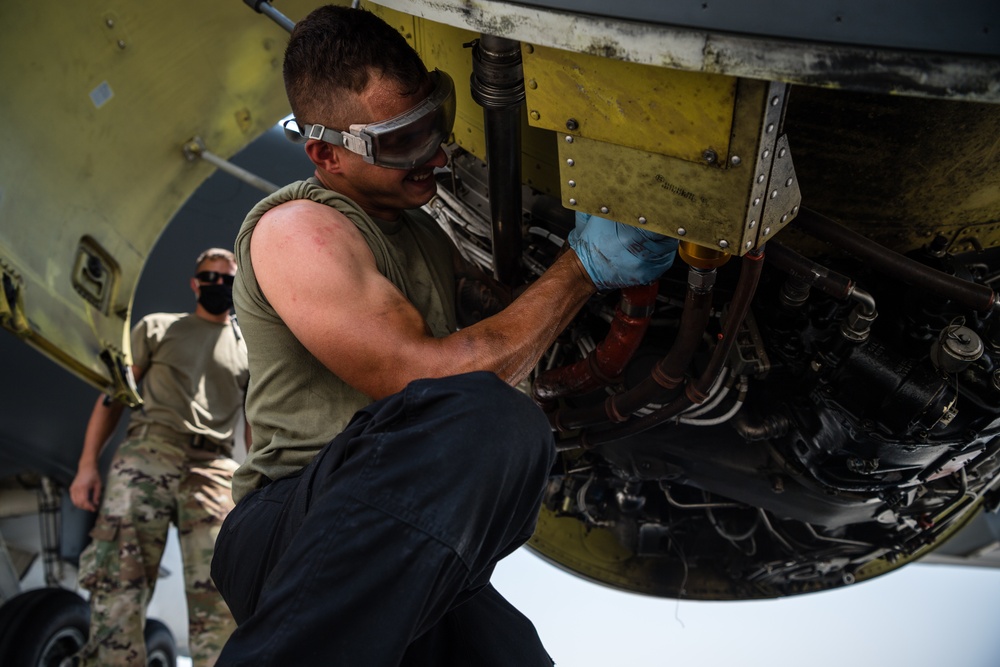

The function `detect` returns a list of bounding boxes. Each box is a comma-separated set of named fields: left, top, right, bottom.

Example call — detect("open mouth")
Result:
left=408, top=170, right=434, bottom=183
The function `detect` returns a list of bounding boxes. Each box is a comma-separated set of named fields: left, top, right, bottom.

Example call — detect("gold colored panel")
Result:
left=522, top=43, right=738, bottom=164
left=558, top=78, right=801, bottom=256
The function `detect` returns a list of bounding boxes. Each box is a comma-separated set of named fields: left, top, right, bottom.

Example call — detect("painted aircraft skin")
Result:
left=1, top=0, right=999, bottom=662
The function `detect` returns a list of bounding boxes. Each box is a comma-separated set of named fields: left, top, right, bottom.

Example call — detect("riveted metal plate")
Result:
left=522, top=43, right=738, bottom=164
left=558, top=78, right=798, bottom=256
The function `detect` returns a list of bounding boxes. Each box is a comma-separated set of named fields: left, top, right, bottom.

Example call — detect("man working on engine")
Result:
left=211, top=6, right=677, bottom=665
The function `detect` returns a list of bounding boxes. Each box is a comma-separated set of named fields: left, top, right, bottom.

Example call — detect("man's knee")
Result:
left=411, top=371, right=554, bottom=472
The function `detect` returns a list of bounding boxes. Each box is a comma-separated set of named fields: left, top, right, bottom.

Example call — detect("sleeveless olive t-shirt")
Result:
left=232, top=178, right=457, bottom=501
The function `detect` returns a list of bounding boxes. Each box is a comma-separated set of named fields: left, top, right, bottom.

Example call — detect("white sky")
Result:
left=491, top=546, right=1000, bottom=667
left=169, top=534, right=1000, bottom=667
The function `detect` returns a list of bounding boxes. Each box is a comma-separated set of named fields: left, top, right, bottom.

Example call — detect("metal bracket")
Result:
left=0, top=265, right=29, bottom=335
left=99, top=347, right=142, bottom=408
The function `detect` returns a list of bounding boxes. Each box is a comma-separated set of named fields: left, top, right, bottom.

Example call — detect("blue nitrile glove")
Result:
left=568, top=212, right=679, bottom=290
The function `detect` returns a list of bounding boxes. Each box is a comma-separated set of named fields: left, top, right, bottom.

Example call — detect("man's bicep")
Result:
left=293, top=273, right=434, bottom=395
left=252, top=205, right=432, bottom=397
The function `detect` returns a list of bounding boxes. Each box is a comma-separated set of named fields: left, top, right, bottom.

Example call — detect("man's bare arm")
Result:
left=251, top=200, right=596, bottom=400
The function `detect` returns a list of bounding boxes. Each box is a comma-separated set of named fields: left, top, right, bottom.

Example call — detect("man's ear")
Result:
left=305, top=140, right=344, bottom=174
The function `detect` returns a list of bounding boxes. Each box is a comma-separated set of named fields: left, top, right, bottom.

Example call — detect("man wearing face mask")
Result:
left=70, top=248, right=250, bottom=667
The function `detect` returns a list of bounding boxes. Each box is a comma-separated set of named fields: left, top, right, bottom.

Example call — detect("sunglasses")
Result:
left=195, top=271, right=235, bottom=286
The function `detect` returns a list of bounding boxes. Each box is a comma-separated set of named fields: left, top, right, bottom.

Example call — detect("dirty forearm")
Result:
left=448, top=250, right=596, bottom=386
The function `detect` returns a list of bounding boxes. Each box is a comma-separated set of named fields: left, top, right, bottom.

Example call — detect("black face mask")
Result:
left=198, top=284, right=233, bottom=315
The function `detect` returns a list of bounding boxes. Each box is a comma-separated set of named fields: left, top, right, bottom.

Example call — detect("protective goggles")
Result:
left=195, top=271, right=235, bottom=286
left=283, top=69, right=456, bottom=170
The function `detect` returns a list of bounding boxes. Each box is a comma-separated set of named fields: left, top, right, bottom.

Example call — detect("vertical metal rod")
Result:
left=471, top=35, right=525, bottom=287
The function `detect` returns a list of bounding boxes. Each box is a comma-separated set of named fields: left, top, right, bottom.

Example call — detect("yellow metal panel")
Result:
left=0, top=0, right=326, bottom=391
left=522, top=43, right=738, bottom=164
left=557, top=78, right=800, bottom=256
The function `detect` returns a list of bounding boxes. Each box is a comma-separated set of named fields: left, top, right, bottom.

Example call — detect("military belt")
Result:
left=129, top=423, right=232, bottom=454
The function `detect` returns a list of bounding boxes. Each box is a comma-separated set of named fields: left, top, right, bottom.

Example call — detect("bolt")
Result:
left=702, top=149, right=718, bottom=163
left=730, top=155, right=742, bottom=166
left=569, top=198, right=577, bottom=205
left=719, top=239, right=729, bottom=249
left=529, top=110, right=540, bottom=121
left=527, top=79, right=537, bottom=89
left=566, top=158, right=574, bottom=166
left=677, top=228, right=687, bottom=236
left=566, top=118, right=579, bottom=131
left=568, top=180, right=576, bottom=187
left=638, top=216, right=647, bottom=224
left=565, top=135, right=574, bottom=143
left=600, top=206, right=609, bottom=214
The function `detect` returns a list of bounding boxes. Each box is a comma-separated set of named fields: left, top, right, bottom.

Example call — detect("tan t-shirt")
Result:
left=231, top=179, right=457, bottom=502
left=128, top=312, right=250, bottom=449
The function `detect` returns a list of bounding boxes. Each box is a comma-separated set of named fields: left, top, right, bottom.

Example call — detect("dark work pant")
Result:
left=212, top=371, right=556, bottom=666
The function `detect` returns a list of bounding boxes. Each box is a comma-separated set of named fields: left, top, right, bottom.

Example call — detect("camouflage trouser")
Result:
left=76, top=435, right=239, bottom=667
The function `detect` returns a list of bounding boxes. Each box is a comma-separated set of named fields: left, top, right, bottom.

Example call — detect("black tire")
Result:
left=144, top=618, right=176, bottom=667
left=0, top=587, right=90, bottom=667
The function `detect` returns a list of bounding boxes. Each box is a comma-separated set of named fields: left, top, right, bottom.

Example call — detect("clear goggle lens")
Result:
left=283, top=69, right=456, bottom=170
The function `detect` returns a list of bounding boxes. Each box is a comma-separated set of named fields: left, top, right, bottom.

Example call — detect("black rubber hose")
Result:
left=795, top=208, right=997, bottom=312
left=767, top=241, right=854, bottom=301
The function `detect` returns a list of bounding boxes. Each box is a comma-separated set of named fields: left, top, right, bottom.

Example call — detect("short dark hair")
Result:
left=283, top=6, right=429, bottom=129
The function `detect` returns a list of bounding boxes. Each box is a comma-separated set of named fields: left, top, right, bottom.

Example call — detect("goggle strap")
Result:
left=341, top=132, right=371, bottom=158
left=298, top=122, right=372, bottom=159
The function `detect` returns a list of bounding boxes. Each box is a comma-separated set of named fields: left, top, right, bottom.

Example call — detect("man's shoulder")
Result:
left=136, top=312, right=186, bottom=328
left=264, top=178, right=362, bottom=216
